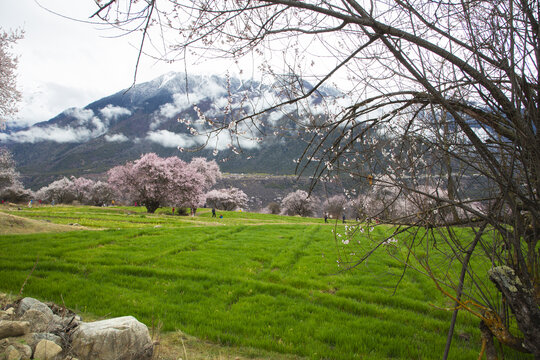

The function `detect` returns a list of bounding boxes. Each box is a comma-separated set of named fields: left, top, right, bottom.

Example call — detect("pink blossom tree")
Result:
left=0, top=148, right=33, bottom=204
left=323, top=195, right=347, bottom=219
left=70, top=176, right=96, bottom=203
left=0, top=148, right=19, bottom=191
left=36, top=177, right=76, bottom=204
left=205, top=187, right=248, bottom=211
left=183, top=157, right=221, bottom=214
left=108, top=153, right=206, bottom=213
left=87, top=181, right=115, bottom=206
left=281, top=190, right=319, bottom=217
left=0, top=28, right=23, bottom=129
left=0, top=184, right=33, bottom=203
left=188, top=157, right=221, bottom=190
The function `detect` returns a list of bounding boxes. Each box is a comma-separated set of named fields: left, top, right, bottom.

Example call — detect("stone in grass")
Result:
left=34, top=339, right=62, bottom=360
left=71, top=316, right=153, bottom=360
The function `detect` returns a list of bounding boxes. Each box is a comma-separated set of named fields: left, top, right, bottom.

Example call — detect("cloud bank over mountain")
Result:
left=0, top=105, right=135, bottom=144
left=1, top=72, right=341, bottom=149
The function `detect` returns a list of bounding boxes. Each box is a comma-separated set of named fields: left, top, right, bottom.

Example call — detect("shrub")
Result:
left=205, top=187, right=248, bottom=211
left=267, top=202, right=281, bottom=214
left=87, top=181, right=115, bottom=206
left=323, top=195, right=347, bottom=218
left=0, top=183, right=33, bottom=203
left=281, top=190, right=318, bottom=217
left=36, top=177, right=76, bottom=204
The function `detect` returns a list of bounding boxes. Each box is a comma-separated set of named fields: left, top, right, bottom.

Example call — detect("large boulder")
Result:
left=0, top=320, right=30, bottom=339
left=70, top=316, right=153, bottom=360
left=21, top=309, right=54, bottom=333
left=16, top=298, right=53, bottom=318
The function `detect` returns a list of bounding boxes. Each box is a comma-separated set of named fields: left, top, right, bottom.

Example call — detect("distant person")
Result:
left=212, top=208, right=216, bottom=217
left=342, top=214, right=346, bottom=224
left=220, top=214, right=223, bottom=219
left=324, top=213, right=328, bottom=223
left=172, top=207, right=175, bottom=215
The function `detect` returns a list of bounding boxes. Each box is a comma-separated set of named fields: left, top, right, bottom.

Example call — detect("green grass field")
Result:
left=0, top=205, right=529, bottom=359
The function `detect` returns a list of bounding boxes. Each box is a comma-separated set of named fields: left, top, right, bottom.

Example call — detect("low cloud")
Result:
left=0, top=107, right=109, bottom=144
left=203, top=77, right=227, bottom=99
left=64, top=108, right=95, bottom=124
left=159, top=93, right=203, bottom=118
left=150, top=93, right=205, bottom=130
left=105, top=133, right=129, bottom=142
left=208, top=130, right=261, bottom=151
left=146, top=130, right=200, bottom=148
left=0, top=123, right=107, bottom=144
left=100, top=105, right=132, bottom=121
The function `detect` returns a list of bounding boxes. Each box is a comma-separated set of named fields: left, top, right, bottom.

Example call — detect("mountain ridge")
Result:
left=1, top=72, right=338, bottom=190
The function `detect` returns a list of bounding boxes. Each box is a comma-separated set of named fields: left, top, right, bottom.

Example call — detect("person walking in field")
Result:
left=324, top=213, right=328, bottom=223
left=212, top=208, right=216, bottom=217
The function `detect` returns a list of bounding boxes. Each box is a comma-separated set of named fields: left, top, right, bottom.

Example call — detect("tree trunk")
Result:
left=489, top=266, right=540, bottom=357
left=144, top=200, right=160, bottom=213
left=480, top=321, right=498, bottom=360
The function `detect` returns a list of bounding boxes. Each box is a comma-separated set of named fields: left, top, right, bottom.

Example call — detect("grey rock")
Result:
left=16, top=298, right=53, bottom=318
left=52, top=315, right=80, bottom=331
left=70, top=316, right=153, bottom=360
left=20, top=309, right=53, bottom=333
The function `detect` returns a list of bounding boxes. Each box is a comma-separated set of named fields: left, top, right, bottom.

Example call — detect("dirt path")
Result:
left=0, top=211, right=88, bottom=234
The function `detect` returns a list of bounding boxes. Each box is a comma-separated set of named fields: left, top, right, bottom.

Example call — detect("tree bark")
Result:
left=480, top=321, right=499, bottom=360
left=144, top=200, right=160, bottom=213
left=489, top=266, right=540, bottom=357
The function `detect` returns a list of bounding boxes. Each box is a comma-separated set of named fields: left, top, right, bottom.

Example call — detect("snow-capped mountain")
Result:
left=0, top=72, right=340, bottom=189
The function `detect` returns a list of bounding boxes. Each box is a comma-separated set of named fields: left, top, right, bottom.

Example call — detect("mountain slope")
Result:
left=1, top=72, right=335, bottom=189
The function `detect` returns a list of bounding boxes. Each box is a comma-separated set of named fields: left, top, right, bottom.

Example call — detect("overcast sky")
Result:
left=0, top=0, right=242, bottom=128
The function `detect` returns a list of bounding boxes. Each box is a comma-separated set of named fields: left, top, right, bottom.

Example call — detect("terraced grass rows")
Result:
left=0, top=206, right=530, bottom=359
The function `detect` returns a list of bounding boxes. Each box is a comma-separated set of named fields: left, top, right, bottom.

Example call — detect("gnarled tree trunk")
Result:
left=489, top=266, right=540, bottom=358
